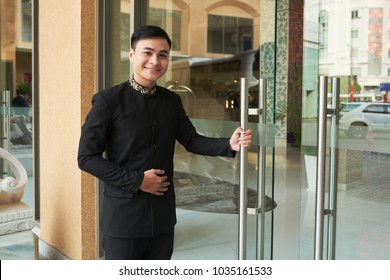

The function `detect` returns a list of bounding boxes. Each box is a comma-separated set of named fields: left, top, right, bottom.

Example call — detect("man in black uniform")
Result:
left=78, top=25, right=252, bottom=260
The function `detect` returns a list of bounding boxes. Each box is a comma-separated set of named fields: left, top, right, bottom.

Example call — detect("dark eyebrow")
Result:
left=143, top=47, right=169, bottom=54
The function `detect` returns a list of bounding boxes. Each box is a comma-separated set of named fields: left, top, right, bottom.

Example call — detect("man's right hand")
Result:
left=139, top=169, right=170, bottom=196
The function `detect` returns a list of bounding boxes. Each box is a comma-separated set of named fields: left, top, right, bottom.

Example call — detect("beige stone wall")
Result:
left=39, top=0, right=97, bottom=260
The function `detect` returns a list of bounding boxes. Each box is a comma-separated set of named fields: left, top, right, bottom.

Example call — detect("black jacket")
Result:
left=78, top=81, right=235, bottom=238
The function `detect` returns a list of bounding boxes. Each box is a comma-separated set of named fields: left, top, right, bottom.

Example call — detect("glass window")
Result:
left=340, top=102, right=362, bottom=112
left=364, top=105, right=385, bottom=113
left=22, top=0, right=32, bottom=42
left=104, top=1, right=131, bottom=87
left=351, top=10, right=359, bottom=19
left=207, top=14, right=253, bottom=54
left=351, top=30, right=358, bottom=39
left=120, top=12, right=130, bottom=52
left=319, top=10, right=328, bottom=50
left=1, top=0, right=34, bottom=211
left=149, top=8, right=181, bottom=51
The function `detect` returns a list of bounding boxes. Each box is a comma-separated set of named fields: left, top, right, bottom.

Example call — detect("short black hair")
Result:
left=131, top=25, right=172, bottom=50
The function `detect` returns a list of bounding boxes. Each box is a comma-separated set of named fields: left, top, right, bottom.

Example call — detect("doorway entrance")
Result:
left=100, top=0, right=390, bottom=260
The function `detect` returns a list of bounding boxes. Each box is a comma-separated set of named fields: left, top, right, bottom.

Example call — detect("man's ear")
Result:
left=129, top=48, right=134, bottom=61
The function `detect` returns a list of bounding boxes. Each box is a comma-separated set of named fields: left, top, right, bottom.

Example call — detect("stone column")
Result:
left=260, top=0, right=303, bottom=145
left=39, top=0, right=98, bottom=260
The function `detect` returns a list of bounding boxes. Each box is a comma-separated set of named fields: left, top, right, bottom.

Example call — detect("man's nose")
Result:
left=149, top=54, right=159, bottom=64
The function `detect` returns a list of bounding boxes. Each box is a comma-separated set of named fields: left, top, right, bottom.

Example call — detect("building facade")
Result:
left=1, top=0, right=390, bottom=260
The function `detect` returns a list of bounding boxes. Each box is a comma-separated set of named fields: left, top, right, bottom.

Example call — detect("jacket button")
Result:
left=121, top=186, right=131, bottom=192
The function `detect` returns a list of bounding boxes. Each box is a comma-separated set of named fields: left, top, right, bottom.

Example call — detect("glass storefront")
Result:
left=156, top=0, right=273, bottom=260
left=99, top=0, right=390, bottom=259
left=1, top=0, right=34, bottom=209
left=301, top=0, right=390, bottom=259
left=103, top=0, right=277, bottom=260
left=2, top=0, right=388, bottom=261
left=2, top=0, right=387, bottom=261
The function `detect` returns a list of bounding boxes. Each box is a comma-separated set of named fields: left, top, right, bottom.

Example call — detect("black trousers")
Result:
left=102, top=229, right=174, bottom=260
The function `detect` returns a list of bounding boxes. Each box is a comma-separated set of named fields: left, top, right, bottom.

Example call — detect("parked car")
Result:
left=339, top=102, right=390, bottom=138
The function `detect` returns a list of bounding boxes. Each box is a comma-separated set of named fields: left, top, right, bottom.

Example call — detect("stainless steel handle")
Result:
left=1, top=90, right=11, bottom=176
left=256, top=78, right=267, bottom=260
left=238, top=77, right=248, bottom=260
left=327, top=77, right=340, bottom=259
left=314, top=76, right=328, bottom=260
left=1, top=91, right=10, bottom=149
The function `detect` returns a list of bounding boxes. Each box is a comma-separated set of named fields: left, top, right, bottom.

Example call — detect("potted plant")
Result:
left=276, top=102, right=302, bottom=145
left=16, top=79, right=31, bottom=95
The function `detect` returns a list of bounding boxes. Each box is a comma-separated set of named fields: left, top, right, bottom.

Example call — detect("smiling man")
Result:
left=78, top=25, right=252, bottom=260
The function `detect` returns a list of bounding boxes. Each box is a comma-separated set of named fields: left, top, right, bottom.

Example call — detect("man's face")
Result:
left=129, top=37, right=170, bottom=89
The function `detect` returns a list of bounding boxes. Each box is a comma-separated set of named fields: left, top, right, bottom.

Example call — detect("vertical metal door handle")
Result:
left=256, top=78, right=267, bottom=260
left=327, top=77, right=340, bottom=259
left=239, top=77, right=248, bottom=260
left=314, top=76, right=328, bottom=260
left=1, top=91, right=11, bottom=176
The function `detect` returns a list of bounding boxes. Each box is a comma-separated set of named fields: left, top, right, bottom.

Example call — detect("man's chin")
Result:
left=145, top=74, right=163, bottom=82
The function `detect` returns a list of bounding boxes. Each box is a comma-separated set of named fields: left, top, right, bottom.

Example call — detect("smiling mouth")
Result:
left=145, top=67, right=160, bottom=72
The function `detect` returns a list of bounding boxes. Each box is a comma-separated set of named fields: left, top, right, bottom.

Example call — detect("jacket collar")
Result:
left=129, top=75, right=157, bottom=95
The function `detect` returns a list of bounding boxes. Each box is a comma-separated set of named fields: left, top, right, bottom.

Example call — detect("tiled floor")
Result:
left=1, top=147, right=390, bottom=260
left=0, top=230, right=37, bottom=260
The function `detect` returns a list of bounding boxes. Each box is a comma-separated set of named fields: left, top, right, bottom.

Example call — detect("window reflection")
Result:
left=146, top=1, right=259, bottom=123
left=170, top=50, right=259, bottom=122
left=22, top=0, right=32, bottom=42
left=208, top=15, right=253, bottom=54
left=0, top=0, right=34, bottom=209
left=149, top=8, right=182, bottom=51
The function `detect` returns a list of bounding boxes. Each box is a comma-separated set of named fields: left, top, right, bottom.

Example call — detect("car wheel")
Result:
left=348, top=123, right=367, bottom=138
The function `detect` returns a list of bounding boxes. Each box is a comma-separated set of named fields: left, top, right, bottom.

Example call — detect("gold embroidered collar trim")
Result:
left=129, top=75, right=157, bottom=95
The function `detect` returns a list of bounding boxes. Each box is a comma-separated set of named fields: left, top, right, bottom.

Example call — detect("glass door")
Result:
left=0, top=0, right=34, bottom=209
left=102, top=0, right=390, bottom=260
left=301, top=0, right=390, bottom=259
left=144, top=0, right=278, bottom=259
left=104, top=0, right=308, bottom=260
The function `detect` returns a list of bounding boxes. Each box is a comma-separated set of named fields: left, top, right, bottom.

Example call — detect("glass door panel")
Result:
left=0, top=0, right=34, bottom=209
left=302, top=0, right=390, bottom=259
left=145, top=0, right=276, bottom=259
